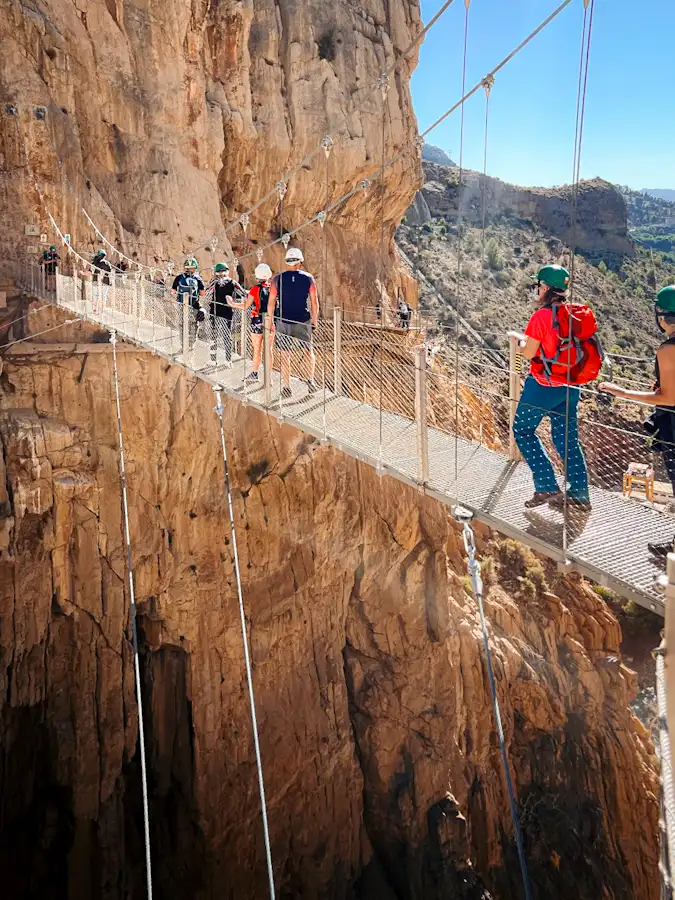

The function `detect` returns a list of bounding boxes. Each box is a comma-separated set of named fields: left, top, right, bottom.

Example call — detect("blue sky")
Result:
left=411, top=0, right=674, bottom=190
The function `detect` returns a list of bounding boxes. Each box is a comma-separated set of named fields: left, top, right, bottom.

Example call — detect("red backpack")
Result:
left=531, top=302, right=604, bottom=386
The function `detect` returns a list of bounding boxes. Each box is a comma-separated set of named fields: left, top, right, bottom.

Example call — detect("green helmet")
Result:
left=184, top=257, right=198, bottom=269
left=532, top=265, right=570, bottom=292
left=214, top=262, right=229, bottom=273
left=655, top=285, right=675, bottom=314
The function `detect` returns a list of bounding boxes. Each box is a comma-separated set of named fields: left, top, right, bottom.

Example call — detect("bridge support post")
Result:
left=240, top=306, right=248, bottom=366
left=333, top=307, right=342, bottom=395
left=131, top=279, right=139, bottom=339
left=415, top=347, right=429, bottom=486
left=263, top=313, right=272, bottom=408
left=182, top=294, right=189, bottom=359
left=508, top=333, right=522, bottom=462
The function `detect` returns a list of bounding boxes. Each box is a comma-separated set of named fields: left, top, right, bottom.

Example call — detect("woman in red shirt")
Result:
left=241, top=264, right=274, bottom=383
left=512, top=265, right=591, bottom=510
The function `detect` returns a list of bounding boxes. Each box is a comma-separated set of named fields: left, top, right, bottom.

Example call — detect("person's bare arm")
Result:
left=309, top=280, right=318, bottom=326
left=600, top=344, right=675, bottom=405
left=520, top=336, right=540, bottom=360
left=268, top=282, right=278, bottom=318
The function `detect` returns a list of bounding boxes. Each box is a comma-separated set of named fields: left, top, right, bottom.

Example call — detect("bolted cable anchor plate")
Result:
left=240, top=212, right=250, bottom=233
left=377, top=72, right=390, bottom=99
left=280, top=233, right=291, bottom=249
left=482, top=74, right=495, bottom=98
left=321, top=135, right=334, bottom=158
left=276, top=180, right=287, bottom=201
left=317, top=210, right=327, bottom=229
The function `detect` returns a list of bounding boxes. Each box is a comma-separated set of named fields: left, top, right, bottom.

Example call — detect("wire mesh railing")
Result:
left=16, top=263, right=674, bottom=613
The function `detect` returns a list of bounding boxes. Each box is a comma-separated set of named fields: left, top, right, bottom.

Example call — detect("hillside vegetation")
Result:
left=398, top=183, right=675, bottom=375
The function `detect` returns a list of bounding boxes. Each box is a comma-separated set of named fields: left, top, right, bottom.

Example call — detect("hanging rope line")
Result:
left=212, top=389, right=276, bottom=899
left=453, top=0, right=471, bottom=482
left=110, top=328, right=154, bottom=900
left=1, top=319, right=76, bottom=349
left=420, top=0, right=574, bottom=138
left=655, top=638, right=675, bottom=898
left=377, top=75, right=388, bottom=470
left=562, top=0, right=595, bottom=556
left=456, top=509, right=533, bottom=900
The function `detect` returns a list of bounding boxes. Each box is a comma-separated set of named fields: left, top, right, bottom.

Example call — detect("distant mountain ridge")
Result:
left=421, top=142, right=456, bottom=166
left=642, top=188, right=675, bottom=203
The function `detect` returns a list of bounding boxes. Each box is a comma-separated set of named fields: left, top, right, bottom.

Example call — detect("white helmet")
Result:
left=255, top=263, right=273, bottom=281
left=285, top=247, right=304, bottom=264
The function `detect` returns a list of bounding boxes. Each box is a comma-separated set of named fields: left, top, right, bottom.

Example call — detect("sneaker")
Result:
left=307, top=379, right=318, bottom=393
left=648, top=540, right=673, bottom=558
left=281, top=386, right=292, bottom=399
left=524, top=491, right=562, bottom=509
left=549, top=494, right=592, bottom=511
left=245, top=371, right=259, bottom=383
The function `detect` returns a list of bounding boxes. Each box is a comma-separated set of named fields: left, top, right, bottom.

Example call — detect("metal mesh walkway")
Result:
left=20, top=267, right=672, bottom=615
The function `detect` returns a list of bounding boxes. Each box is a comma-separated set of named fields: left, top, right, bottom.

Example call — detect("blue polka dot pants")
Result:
left=512, top=376, right=590, bottom=502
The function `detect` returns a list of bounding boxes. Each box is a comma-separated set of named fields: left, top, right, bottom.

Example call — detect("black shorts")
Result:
left=251, top=316, right=263, bottom=335
left=275, top=319, right=313, bottom=350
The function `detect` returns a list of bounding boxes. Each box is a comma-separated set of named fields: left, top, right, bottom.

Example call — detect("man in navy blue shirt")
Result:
left=171, top=258, right=206, bottom=352
left=268, top=247, right=318, bottom=398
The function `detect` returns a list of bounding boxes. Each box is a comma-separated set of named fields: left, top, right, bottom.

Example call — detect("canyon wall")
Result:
left=0, top=0, right=422, bottom=305
left=0, top=305, right=660, bottom=899
left=414, top=162, right=634, bottom=259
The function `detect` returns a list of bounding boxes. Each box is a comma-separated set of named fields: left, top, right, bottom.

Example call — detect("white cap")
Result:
left=255, top=263, right=273, bottom=280
left=285, top=247, right=304, bottom=263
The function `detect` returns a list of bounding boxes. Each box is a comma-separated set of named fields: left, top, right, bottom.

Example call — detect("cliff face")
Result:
left=0, top=307, right=660, bottom=899
left=415, top=162, right=634, bottom=258
left=1, top=0, right=421, bottom=304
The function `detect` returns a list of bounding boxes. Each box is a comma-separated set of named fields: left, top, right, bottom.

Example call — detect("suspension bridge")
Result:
left=6, top=0, right=675, bottom=897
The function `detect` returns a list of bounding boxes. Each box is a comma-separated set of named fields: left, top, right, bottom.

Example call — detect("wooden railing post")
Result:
left=415, top=347, right=429, bottom=486
left=333, top=307, right=342, bottom=395
left=263, top=312, right=272, bottom=407
left=508, top=332, right=523, bottom=463
left=240, top=306, right=247, bottom=363
left=182, top=294, right=190, bottom=358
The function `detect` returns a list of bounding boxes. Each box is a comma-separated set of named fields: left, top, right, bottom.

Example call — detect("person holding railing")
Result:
left=236, top=263, right=274, bottom=383
left=600, top=285, right=675, bottom=559
left=205, top=262, right=247, bottom=368
left=39, top=245, right=59, bottom=292
left=91, top=248, right=119, bottom=313
left=171, top=258, right=206, bottom=352
left=267, top=247, right=318, bottom=399
left=511, top=265, right=593, bottom=511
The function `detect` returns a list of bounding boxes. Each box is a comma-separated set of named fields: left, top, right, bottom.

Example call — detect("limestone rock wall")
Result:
left=0, top=312, right=659, bottom=899
left=0, top=0, right=422, bottom=308
left=416, top=162, right=634, bottom=258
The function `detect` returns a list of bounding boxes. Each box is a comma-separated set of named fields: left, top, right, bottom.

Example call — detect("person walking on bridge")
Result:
left=600, top=285, right=675, bottom=559
left=268, top=247, right=318, bottom=399
left=205, top=261, right=246, bottom=368
left=171, top=258, right=206, bottom=353
left=239, top=263, right=274, bottom=383
left=512, top=265, right=592, bottom=510
left=40, top=245, right=60, bottom=292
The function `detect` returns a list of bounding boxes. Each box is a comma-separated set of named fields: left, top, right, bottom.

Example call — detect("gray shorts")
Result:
left=275, top=319, right=313, bottom=351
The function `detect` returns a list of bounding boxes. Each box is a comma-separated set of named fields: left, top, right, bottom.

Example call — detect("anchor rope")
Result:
left=110, top=328, right=154, bottom=900
left=213, top=390, right=276, bottom=899
left=459, top=516, right=533, bottom=900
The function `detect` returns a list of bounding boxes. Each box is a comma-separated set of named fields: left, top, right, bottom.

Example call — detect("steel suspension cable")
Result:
left=656, top=634, right=675, bottom=898
left=321, top=139, right=332, bottom=440
left=110, top=328, right=153, bottom=900
left=453, top=0, right=471, bottom=482
left=377, top=76, right=388, bottom=471
left=476, top=77, right=493, bottom=448
left=213, top=389, right=276, bottom=899
left=457, top=512, right=533, bottom=900
left=562, top=0, right=594, bottom=556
